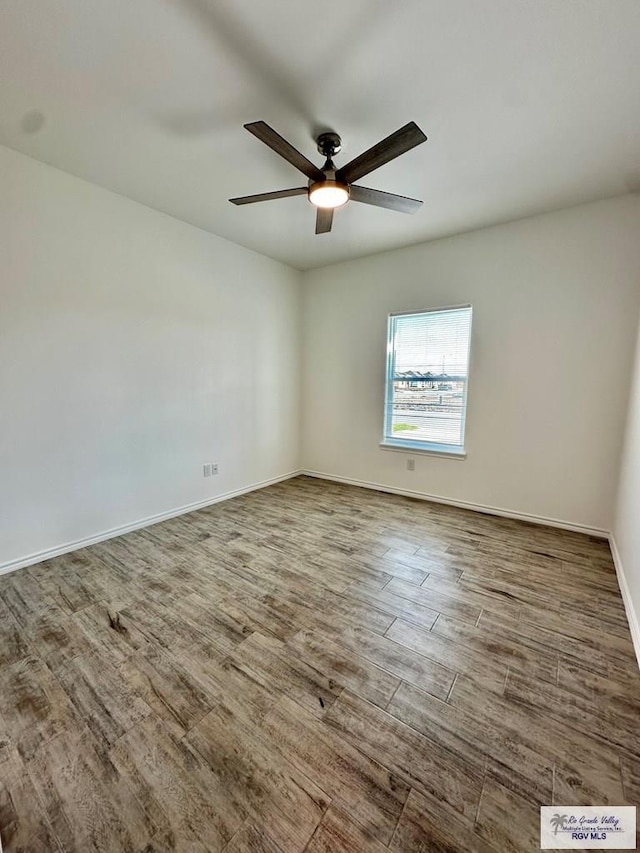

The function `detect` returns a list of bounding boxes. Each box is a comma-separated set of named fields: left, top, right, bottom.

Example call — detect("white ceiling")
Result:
left=1, top=0, right=639, bottom=270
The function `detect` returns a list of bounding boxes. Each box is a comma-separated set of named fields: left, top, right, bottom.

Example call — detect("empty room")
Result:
left=1, top=1, right=640, bottom=851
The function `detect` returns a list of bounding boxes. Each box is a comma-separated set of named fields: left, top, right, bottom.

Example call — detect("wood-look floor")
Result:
left=0, top=476, right=639, bottom=852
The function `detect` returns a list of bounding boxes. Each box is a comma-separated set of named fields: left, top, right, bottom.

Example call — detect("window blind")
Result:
left=383, top=305, right=472, bottom=453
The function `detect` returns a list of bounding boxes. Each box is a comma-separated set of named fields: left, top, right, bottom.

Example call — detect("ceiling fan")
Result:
left=229, top=120, right=428, bottom=234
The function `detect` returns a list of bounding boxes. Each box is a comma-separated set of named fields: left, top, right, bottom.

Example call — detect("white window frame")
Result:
left=381, top=304, right=472, bottom=458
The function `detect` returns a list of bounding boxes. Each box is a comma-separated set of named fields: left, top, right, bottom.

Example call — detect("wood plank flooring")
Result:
left=0, top=475, right=639, bottom=852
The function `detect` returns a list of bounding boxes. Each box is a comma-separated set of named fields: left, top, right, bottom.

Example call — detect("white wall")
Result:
left=613, top=319, right=640, bottom=659
left=301, top=196, right=640, bottom=531
left=0, top=145, right=301, bottom=570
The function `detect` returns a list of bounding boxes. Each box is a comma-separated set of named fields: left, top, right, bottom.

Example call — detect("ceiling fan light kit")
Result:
left=308, top=180, right=349, bottom=208
left=230, top=120, right=427, bottom=234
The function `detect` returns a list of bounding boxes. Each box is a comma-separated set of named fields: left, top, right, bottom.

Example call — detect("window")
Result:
left=382, top=305, right=472, bottom=456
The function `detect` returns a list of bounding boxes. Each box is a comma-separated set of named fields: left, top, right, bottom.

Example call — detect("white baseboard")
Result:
left=0, top=470, right=302, bottom=577
left=301, top=469, right=609, bottom=538
left=608, top=534, right=640, bottom=669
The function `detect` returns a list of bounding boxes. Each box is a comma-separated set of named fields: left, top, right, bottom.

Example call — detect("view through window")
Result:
left=383, top=305, right=472, bottom=454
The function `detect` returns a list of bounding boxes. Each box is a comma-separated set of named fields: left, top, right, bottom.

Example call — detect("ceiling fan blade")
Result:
left=349, top=185, right=423, bottom=214
left=336, top=121, right=427, bottom=185
left=244, top=121, right=324, bottom=182
left=315, top=207, right=334, bottom=234
left=229, top=187, right=308, bottom=205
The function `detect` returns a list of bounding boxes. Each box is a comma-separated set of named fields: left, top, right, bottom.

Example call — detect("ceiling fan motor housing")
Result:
left=310, top=133, right=350, bottom=208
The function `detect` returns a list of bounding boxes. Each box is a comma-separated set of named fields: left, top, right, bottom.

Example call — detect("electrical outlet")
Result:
left=211, top=463, right=218, bottom=475
left=407, top=458, right=415, bottom=471
left=203, top=463, right=211, bottom=477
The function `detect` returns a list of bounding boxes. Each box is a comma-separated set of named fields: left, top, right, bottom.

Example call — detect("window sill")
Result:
left=379, top=441, right=467, bottom=460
